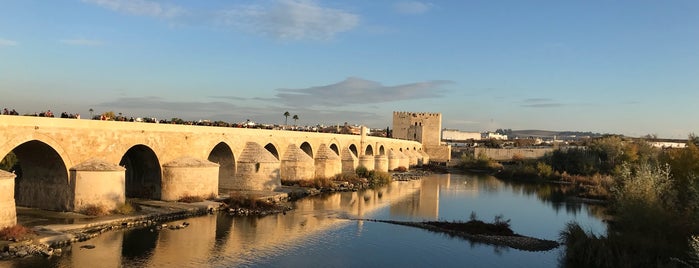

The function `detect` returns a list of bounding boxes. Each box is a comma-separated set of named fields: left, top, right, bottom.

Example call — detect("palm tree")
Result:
left=283, top=111, right=290, bottom=125
left=292, top=114, right=299, bottom=126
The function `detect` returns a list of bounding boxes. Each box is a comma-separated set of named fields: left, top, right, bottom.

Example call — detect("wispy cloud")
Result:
left=82, top=0, right=186, bottom=19
left=393, top=1, right=433, bottom=15
left=0, top=38, right=19, bottom=47
left=208, top=96, right=248, bottom=101
left=60, top=38, right=103, bottom=46
left=270, top=77, right=452, bottom=107
left=217, top=0, right=360, bottom=40
left=520, top=98, right=564, bottom=108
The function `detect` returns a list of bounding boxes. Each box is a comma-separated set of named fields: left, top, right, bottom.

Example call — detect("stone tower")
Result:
left=392, top=112, right=451, bottom=163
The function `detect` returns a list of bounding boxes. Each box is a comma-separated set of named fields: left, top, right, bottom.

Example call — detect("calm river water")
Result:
left=2, top=173, right=606, bottom=268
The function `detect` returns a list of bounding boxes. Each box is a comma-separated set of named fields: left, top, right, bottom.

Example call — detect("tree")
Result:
left=292, top=114, right=299, bottom=126
left=283, top=111, right=290, bottom=125
left=89, top=108, right=94, bottom=118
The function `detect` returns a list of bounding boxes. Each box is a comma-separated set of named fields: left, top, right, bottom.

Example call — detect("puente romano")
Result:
left=0, top=112, right=449, bottom=228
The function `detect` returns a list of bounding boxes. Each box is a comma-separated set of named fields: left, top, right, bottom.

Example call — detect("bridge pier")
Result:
left=358, top=155, right=375, bottom=171
left=314, top=144, right=342, bottom=179
left=388, top=150, right=401, bottom=171
left=281, top=144, right=316, bottom=182
left=341, top=148, right=358, bottom=174
left=161, top=157, right=219, bottom=201
left=419, top=150, right=430, bottom=165
left=398, top=150, right=410, bottom=171
left=374, top=154, right=388, bottom=172
left=406, top=150, right=418, bottom=167
left=70, top=159, right=125, bottom=212
left=0, top=170, right=16, bottom=228
left=235, top=142, right=281, bottom=191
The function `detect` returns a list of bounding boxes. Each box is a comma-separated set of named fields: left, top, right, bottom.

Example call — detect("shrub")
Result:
left=355, top=166, right=370, bottom=178
left=536, top=162, right=554, bottom=178
left=224, top=193, right=277, bottom=210
left=393, top=166, right=408, bottom=172
left=112, top=202, right=139, bottom=215
left=0, top=224, right=34, bottom=241
left=178, top=194, right=204, bottom=203
left=81, top=204, right=107, bottom=216
left=367, top=170, right=392, bottom=186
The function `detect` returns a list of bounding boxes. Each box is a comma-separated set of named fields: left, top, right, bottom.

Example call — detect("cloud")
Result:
left=393, top=1, right=433, bottom=15
left=520, top=98, right=564, bottom=108
left=208, top=96, right=248, bottom=101
left=82, top=0, right=185, bottom=19
left=217, top=0, right=359, bottom=40
left=97, top=97, right=238, bottom=113
left=0, top=38, right=18, bottom=47
left=271, top=77, right=451, bottom=107
left=94, top=96, right=387, bottom=126
left=60, top=38, right=103, bottom=46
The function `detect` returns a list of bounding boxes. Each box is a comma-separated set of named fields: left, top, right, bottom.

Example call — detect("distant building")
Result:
left=392, top=111, right=451, bottom=163
left=442, top=129, right=481, bottom=141
left=482, top=132, right=508, bottom=140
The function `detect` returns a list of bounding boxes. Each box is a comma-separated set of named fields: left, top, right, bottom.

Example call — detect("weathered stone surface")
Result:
left=235, top=142, right=281, bottom=191
left=281, top=144, right=315, bottom=181
left=341, top=148, right=358, bottom=174
left=161, top=157, right=219, bottom=201
left=71, top=159, right=125, bottom=212
left=0, top=170, right=17, bottom=228
left=374, top=154, right=388, bottom=172
left=358, top=155, right=375, bottom=171
left=388, top=150, right=402, bottom=171
left=314, top=144, right=342, bottom=179
left=70, top=158, right=125, bottom=171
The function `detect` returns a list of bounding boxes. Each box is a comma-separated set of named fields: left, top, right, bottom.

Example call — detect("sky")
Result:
left=1, top=0, right=698, bottom=138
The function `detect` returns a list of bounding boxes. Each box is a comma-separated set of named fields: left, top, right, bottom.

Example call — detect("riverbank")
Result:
left=1, top=169, right=432, bottom=260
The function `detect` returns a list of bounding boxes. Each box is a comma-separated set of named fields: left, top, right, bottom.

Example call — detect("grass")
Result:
left=178, top=194, right=204, bottom=203
left=223, top=193, right=278, bottom=210
left=112, top=202, right=141, bottom=215
left=281, top=177, right=334, bottom=189
left=81, top=204, right=107, bottom=216
left=0, top=224, right=34, bottom=241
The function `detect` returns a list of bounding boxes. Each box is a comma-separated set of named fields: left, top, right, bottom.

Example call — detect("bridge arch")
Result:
left=3, top=140, right=72, bottom=211
left=120, top=144, right=162, bottom=200
left=364, top=145, right=374, bottom=156
left=329, top=143, right=340, bottom=156
left=378, top=145, right=385, bottom=156
left=348, top=144, right=358, bottom=158
left=208, top=142, right=236, bottom=192
left=264, top=143, right=280, bottom=160
left=300, top=142, right=313, bottom=158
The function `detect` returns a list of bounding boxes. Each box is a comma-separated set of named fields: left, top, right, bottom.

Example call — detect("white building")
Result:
left=442, top=129, right=481, bottom=141
left=482, top=132, right=508, bottom=140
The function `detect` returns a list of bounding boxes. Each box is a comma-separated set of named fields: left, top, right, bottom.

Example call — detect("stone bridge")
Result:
left=0, top=115, right=427, bottom=227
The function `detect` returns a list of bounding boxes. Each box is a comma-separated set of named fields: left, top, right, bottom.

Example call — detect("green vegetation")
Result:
left=80, top=204, right=107, bottom=216
left=557, top=136, right=699, bottom=267
left=457, top=151, right=503, bottom=172
left=112, top=202, right=140, bottom=215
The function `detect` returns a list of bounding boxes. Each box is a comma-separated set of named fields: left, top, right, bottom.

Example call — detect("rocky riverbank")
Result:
left=358, top=219, right=560, bottom=252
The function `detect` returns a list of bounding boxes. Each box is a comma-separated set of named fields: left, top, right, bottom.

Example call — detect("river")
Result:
left=1, top=173, right=606, bottom=267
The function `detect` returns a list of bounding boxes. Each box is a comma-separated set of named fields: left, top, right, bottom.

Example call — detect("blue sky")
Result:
left=1, top=0, right=697, bottom=138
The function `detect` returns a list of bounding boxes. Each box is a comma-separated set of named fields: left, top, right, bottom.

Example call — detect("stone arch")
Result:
left=264, top=143, right=279, bottom=160
left=6, top=140, right=72, bottom=211
left=348, top=144, right=358, bottom=158
left=120, top=145, right=162, bottom=200
left=300, top=142, right=313, bottom=158
left=378, top=145, right=385, bottom=156
left=208, top=142, right=236, bottom=191
left=365, top=144, right=374, bottom=156
left=329, top=143, right=340, bottom=156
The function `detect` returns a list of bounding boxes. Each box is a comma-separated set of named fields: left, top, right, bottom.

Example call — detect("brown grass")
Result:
left=178, top=194, right=204, bottom=203
left=81, top=204, right=107, bottom=216
left=0, top=224, right=34, bottom=241
left=224, top=193, right=278, bottom=210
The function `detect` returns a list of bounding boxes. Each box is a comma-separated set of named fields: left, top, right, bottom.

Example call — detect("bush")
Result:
left=367, top=170, right=392, bottom=186
left=112, top=202, right=140, bottom=215
left=0, top=224, right=34, bottom=241
left=178, top=195, right=204, bottom=203
left=81, top=204, right=107, bottom=216
left=536, top=162, right=554, bottom=178
left=356, top=166, right=370, bottom=178
left=224, top=193, right=277, bottom=210
left=393, top=166, right=407, bottom=172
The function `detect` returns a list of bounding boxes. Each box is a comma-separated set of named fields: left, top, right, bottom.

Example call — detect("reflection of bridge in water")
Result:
left=49, top=177, right=460, bottom=267
left=0, top=116, right=428, bottom=228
